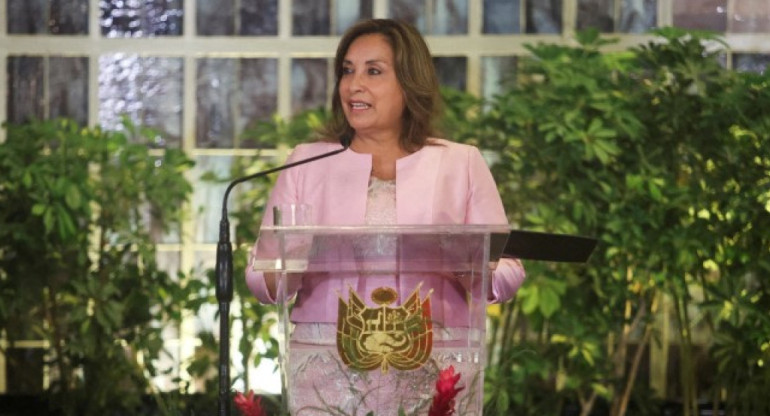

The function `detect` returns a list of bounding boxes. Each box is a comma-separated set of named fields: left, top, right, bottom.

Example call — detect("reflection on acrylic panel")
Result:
left=482, top=56, right=518, bottom=103
left=196, top=0, right=279, bottom=36
left=390, top=0, right=468, bottom=34
left=98, top=54, right=183, bottom=148
left=731, top=0, right=770, bottom=33
left=7, top=0, right=89, bottom=34
left=483, top=0, right=521, bottom=34
left=673, top=0, right=726, bottom=32
left=335, top=0, right=373, bottom=35
left=619, top=0, right=656, bottom=33
left=293, top=0, right=331, bottom=35
left=100, top=0, right=183, bottom=37
left=291, top=58, right=330, bottom=115
left=49, top=57, right=89, bottom=127
left=733, top=54, right=770, bottom=75
left=196, top=58, right=278, bottom=148
left=193, top=156, right=234, bottom=243
left=526, top=0, right=562, bottom=34
left=7, top=57, right=44, bottom=124
left=434, top=56, right=467, bottom=91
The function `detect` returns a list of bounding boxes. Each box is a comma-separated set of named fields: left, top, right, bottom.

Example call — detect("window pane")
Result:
left=577, top=0, right=613, bottom=32
left=434, top=56, right=467, bottom=91
left=196, top=58, right=238, bottom=148
left=8, top=0, right=89, bottom=34
left=733, top=53, right=770, bottom=75
left=673, top=0, right=726, bottom=32
left=730, top=0, right=770, bottom=33
left=482, top=56, right=517, bottom=102
left=483, top=0, right=521, bottom=34
left=7, top=0, right=47, bottom=34
left=432, top=0, right=468, bottom=35
left=619, top=0, right=656, bottom=33
left=156, top=251, right=181, bottom=279
left=197, top=0, right=235, bottom=35
left=526, top=0, right=562, bottom=34
left=241, top=0, right=279, bottom=35
left=193, top=156, right=233, bottom=243
left=293, top=0, right=330, bottom=35
left=141, top=198, right=182, bottom=244
left=192, top=250, right=217, bottom=326
left=291, top=58, right=329, bottom=114
left=391, top=0, right=427, bottom=33
left=7, top=56, right=45, bottom=124
left=99, top=54, right=183, bottom=148
left=239, top=59, right=279, bottom=148
left=49, top=56, right=89, bottom=126
left=335, top=0, right=373, bottom=35
left=49, top=0, right=89, bottom=34
left=100, top=0, right=184, bottom=38
left=196, top=58, right=278, bottom=149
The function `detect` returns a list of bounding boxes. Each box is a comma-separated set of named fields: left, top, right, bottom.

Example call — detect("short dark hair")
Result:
left=320, top=19, right=442, bottom=152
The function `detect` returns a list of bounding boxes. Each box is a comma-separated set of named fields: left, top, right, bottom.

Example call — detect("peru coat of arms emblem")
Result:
left=336, top=286, right=433, bottom=373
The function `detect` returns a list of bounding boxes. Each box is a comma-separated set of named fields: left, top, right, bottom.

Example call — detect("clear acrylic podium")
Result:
left=250, top=224, right=510, bottom=416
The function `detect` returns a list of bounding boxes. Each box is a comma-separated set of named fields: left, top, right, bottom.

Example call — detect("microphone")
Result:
left=215, top=136, right=350, bottom=416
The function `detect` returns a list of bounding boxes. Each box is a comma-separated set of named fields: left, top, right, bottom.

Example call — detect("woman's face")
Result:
left=339, top=33, right=406, bottom=140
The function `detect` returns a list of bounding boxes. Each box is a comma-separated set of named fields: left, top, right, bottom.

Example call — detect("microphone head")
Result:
left=340, top=132, right=352, bottom=148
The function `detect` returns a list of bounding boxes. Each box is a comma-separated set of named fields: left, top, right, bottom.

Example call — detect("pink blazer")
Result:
left=246, top=139, right=525, bottom=325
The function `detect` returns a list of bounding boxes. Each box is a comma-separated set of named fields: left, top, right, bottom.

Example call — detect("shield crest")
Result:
left=337, top=286, right=433, bottom=373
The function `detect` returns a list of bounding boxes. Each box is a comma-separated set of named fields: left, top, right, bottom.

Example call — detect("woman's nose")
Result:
left=347, top=70, right=364, bottom=92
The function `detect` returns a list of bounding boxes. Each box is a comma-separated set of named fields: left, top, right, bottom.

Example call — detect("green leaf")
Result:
left=496, top=389, right=510, bottom=413
left=31, top=203, right=47, bottom=216
left=539, top=286, right=562, bottom=318
left=22, top=171, right=33, bottom=188
left=65, top=183, right=82, bottom=209
left=43, top=208, right=55, bottom=233
left=520, top=286, right=539, bottom=315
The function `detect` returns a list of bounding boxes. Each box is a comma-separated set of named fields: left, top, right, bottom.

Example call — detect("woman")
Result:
left=246, top=19, right=525, bottom=415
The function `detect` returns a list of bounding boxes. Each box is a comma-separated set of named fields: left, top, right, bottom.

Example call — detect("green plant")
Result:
left=0, top=118, right=195, bottom=415
left=474, top=27, right=770, bottom=416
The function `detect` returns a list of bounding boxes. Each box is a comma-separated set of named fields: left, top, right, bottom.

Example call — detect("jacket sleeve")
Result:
left=464, top=145, right=526, bottom=304
left=245, top=146, right=307, bottom=304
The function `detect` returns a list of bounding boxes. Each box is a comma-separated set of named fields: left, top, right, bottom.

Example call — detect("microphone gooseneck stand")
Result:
left=215, top=142, right=349, bottom=416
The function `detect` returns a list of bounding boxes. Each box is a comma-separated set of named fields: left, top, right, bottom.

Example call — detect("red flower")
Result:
left=428, top=366, right=464, bottom=416
left=233, top=389, right=266, bottom=416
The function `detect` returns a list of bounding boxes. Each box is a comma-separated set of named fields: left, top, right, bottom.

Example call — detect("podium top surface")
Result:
left=256, top=225, right=597, bottom=263
left=259, top=224, right=511, bottom=234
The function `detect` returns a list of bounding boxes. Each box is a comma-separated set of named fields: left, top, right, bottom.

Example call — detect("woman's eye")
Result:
left=368, top=68, right=381, bottom=75
left=342, top=67, right=353, bottom=75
